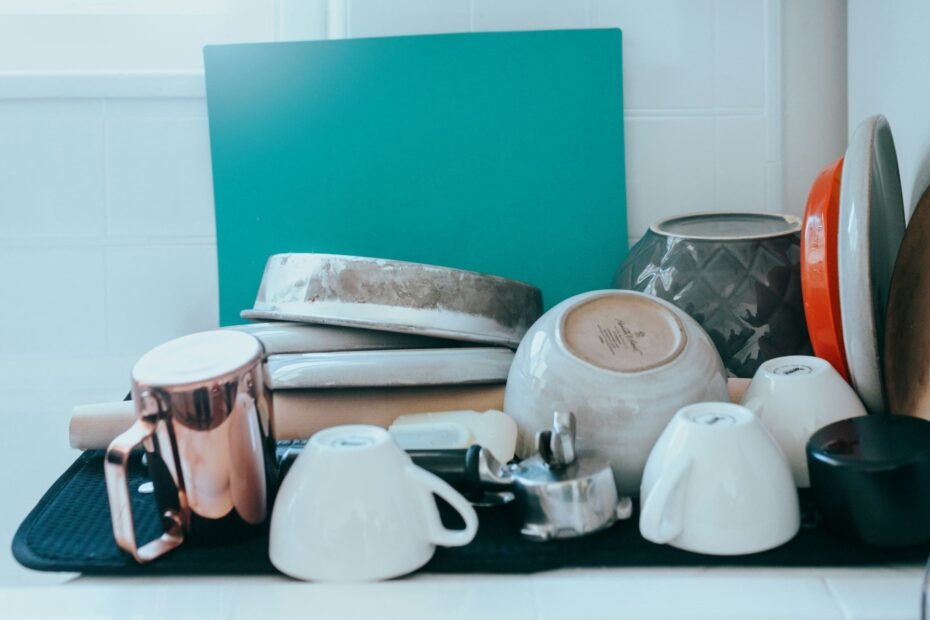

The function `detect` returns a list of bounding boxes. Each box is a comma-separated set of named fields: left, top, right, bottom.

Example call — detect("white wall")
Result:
left=783, top=0, right=847, bottom=221
left=848, top=0, right=930, bottom=218
left=0, top=0, right=846, bottom=412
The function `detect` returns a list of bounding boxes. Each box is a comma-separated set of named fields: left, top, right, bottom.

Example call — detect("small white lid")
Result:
left=132, top=330, right=262, bottom=387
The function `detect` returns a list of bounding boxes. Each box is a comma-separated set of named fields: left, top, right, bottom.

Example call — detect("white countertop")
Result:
left=0, top=354, right=925, bottom=620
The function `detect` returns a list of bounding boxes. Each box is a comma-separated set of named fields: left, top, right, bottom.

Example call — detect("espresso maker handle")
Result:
left=407, top=445, right=485, bottom=490
left=104, top=392, right=184, bottom=563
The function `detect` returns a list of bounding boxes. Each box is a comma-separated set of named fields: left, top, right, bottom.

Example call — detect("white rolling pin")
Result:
left=68, top=400, right=516, bottom=459
left=70, top=379, right=749, bottom=452
left=69, top=401, right=136, bottom=452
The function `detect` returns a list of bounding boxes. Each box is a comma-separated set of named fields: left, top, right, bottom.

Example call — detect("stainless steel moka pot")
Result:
left=410, top=411, right=632, bottom=540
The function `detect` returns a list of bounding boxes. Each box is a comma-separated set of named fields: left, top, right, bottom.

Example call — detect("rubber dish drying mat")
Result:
left=13, top=449, right=930, bottom=575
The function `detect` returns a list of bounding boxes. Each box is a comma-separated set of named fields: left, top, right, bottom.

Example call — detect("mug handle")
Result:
left=104, top=392, right=184, bottom=563
left=639, top=456, right=691, bottom=544
left=406, top=465, right=479, bottom=548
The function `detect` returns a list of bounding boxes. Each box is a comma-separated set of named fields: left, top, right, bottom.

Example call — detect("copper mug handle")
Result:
left=104, top=391, right=184, bottom=563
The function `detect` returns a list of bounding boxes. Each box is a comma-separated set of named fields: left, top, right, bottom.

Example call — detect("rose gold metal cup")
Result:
left=104, top=330, right=277, bottom=563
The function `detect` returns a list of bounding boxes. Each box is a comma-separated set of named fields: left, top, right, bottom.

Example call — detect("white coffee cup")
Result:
left=740, top=355, right=867, bottom=487
left=639, top=402, right=799, bottom=555
left=269, top=425, right=478, bottom=582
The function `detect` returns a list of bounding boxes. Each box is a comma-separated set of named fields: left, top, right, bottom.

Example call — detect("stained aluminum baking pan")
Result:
left=241, top=254, right=543, bottom=348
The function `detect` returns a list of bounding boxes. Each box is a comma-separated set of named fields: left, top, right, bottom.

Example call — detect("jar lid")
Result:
left=651, top=212, right=801, bottom=241
left=808, top=415, right=930, bottom=469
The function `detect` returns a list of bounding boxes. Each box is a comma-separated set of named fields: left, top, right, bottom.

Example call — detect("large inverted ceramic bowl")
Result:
left=614, top=212, right=810, bottom=378
left=503, top=290, right=728, bottom=495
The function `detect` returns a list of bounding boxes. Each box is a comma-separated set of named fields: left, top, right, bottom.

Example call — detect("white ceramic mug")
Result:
left=269, top=425, right=478, bottom=582
left=639, top=402, right=800, bottom=555
left=741, top=355, right=867, bottom=487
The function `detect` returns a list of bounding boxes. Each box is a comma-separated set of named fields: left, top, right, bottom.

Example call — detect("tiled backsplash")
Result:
left=0, top=0, right=845, bottom=401
left=848, top=0, right=930, bottom=216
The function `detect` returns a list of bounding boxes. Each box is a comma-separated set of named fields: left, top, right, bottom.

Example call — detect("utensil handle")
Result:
left=71, top=400, right=136, bottom=450
left=104, top=393, right=184, bottom=563
left=638, top=456, right=691, bottom=545
left=407, top=445, right=483, bottom=489
left=406, top=464, right=479, bottom=548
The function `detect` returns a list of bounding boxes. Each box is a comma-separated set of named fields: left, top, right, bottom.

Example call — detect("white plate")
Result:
left=225, top=321, right=455, bottom=355
left=265, top=347, right=514, bottom=389
left=837, top=115, right=906, bottom=413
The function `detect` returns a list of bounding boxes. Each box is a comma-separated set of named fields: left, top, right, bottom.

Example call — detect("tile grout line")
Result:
left=102, top=97, right=112, bottom=352
left=529, top=576, right=544, bottom=620
left=711, top=0, right=719, bottom=211
left=713, top=115, right=720, bottom=211
left=763, top=0, right=785, bottom=212
left=625, top=108, right=766, bottom=118
left=102, top=97, right=111, bottom=240
left=273, top=0, right=282, bottom=41
left=345, top=0, right=352, bottom=38
left=712, top=0, right=719, bottom=106
left=0, top=236, right=217, bottom=248
left=823, top=577, right=855, bottom=620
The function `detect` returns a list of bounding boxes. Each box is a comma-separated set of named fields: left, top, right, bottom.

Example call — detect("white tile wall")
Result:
left=848, top=0, right=930, bottom=216
left=715, top=115, right=768, bottom=211
left=0, top=0, right=841, bottom=382
left=0, top=100, right=106, bottom=240
left=0, top=96, right=217, bottom=371
left=349, top=0, right=471, bottom=38
left=714, top=0, right=766, bottom=108
left=105, top=244, right=218, bottom=355
left=105, top=100, right=214, bottom=238
left=590, top=0, right=717, bottom=110
left=624, top=117, right=717, bottom=236
left=0, top=247, right=107, bottom=356
left=472, top=0, right=588, bottom=31
left=0, top=2, right=279, bottom=73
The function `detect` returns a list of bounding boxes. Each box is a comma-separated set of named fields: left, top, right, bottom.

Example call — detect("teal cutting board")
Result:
left=204, top=29, right=626, bottom=326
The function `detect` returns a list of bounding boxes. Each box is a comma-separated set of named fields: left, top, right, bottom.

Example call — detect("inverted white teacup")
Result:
left=741, top=355, right=867, bottom=487
left=639, top=402, right=799, bottom=555
left=269, top=425, right=478, bottom=582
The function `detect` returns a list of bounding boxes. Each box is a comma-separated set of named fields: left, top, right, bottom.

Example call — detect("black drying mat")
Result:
left=13, top=450, right=930, bottom=575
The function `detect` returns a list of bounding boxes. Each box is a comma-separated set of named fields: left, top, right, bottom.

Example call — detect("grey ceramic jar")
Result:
left=614, top=212, right=811, bottom=377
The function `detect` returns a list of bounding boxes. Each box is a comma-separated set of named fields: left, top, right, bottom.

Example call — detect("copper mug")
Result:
left=104, top=330, right=278, bottom=563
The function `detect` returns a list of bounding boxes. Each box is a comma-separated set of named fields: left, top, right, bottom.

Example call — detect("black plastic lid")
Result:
left=808, top=415, right=930, bottom=469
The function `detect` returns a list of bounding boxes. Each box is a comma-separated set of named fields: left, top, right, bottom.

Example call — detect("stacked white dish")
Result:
left=233, top=253, right=544, bottom=434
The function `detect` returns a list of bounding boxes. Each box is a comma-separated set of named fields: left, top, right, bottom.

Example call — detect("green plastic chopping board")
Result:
left=204, top=29, right=626, bottom=326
